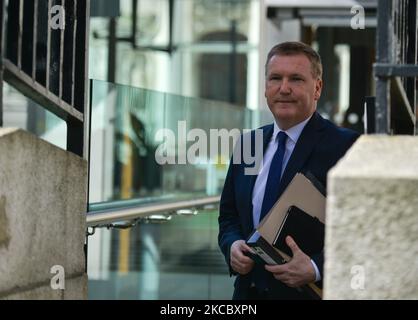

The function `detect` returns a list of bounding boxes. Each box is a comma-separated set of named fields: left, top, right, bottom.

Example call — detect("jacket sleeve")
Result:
left=218, top=152, right=244, bottom=276
left=311, top=251, right=324, bottom=286
left=310, top=129, right=359, bottom=285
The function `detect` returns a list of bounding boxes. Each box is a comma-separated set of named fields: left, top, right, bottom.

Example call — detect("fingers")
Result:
left=265, top=264, right=299, bottom=287
left=264, top=263, right=287, bottom=275
left=231, top=240, right=253, bottom=263
left=230, top=240, right=255, bottom=274
left=231, top=251, right=253, bottom=267
left=231, top=257, right=253, bottom=273
left=264, top=248, right=315, bottom=287
left=234, top=249, right=253, bottom=264
left=241, top=243, right=255, bottom=254
left=231, top=255, right=254, bottom=275
left=286, top=236, right=300, bottom=255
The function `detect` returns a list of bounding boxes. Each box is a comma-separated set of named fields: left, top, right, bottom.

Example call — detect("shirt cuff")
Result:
left=310, top=259, right=321, bottom=282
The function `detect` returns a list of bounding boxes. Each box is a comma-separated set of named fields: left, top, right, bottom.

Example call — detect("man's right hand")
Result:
left=230, top=240, right=255, bottom=275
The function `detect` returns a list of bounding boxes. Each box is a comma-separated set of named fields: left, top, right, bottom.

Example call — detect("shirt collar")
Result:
left=272, top=114, right=313, bottom=144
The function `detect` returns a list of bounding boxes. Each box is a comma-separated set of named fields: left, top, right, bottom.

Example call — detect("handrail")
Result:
left=86, top=196, right=220, bottom=227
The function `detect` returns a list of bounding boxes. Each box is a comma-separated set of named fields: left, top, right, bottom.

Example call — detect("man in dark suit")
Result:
left=218, top=42, right=359, bottom=300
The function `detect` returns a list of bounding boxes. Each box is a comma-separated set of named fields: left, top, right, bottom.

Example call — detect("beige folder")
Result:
left=258, top=172, right=325, bottom=243
left=257, top=173, right=326, bottom=298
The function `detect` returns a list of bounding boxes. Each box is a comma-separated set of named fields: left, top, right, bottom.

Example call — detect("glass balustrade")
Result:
left=88, top=79, right=257, bottom=210
left=88, top=209, right=236, bottom=300
left=87, top=80, right=267, bottom=299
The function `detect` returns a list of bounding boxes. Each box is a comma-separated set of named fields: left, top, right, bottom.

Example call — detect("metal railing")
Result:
left=374, top=0, right=417, bottom=135
left=0, top=0, right=90, bottom=157
left=86, top=196, right=220, bottom=228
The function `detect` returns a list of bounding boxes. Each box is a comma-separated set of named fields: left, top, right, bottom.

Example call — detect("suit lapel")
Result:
left=277, top=112, right=326, bottom=198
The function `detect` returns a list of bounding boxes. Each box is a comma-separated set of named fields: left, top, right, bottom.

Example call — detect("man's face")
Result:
left=265, top=53, right=322, bottom=130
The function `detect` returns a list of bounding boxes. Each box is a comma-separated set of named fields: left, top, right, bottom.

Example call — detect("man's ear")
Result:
left=314, top=78, right=323, bottom=100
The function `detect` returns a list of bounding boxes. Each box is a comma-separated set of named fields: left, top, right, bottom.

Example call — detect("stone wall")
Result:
left=325, top=135, right=418, bottom=299
left=0, top=128, right=87, bottom=299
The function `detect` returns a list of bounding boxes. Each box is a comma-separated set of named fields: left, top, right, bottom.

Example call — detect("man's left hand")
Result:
left=264, top=236, right=316, bottom=288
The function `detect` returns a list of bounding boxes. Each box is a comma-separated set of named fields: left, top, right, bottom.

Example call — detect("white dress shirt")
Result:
left=251, top=115, right=321, bottom=282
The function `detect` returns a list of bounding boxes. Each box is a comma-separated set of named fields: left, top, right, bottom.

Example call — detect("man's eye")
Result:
left=292, top=77, right=303, bottom=81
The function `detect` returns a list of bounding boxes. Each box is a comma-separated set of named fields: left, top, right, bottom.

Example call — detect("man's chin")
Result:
left=273, top=111, right=296, bottom=122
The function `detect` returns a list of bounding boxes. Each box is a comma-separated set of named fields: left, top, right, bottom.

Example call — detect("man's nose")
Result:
left=279, top=79, right=291, bottom=94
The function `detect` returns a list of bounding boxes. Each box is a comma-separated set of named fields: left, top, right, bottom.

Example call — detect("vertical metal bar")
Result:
left=168, top=0, right=174, bottom=53
left=34, top=0, right=47, bottom=86
left=46, top=0, right=51, bottom=91
left=0, top=0, right=4, bottom=127
left=62, top=0, right=72, bottom=104
left=406, top=0, right=417, bottom=134
left=71, top=0, right=77, bottom=105
left=86, top=79, right=93, bottom=211
left=131, top=0, right=137, bottom=47
left=403, top=0, right=407, bottom=65
left=67, top=117, right=83, bottom=156
left=364, top=96, right=376, bottom=134
left=59, top=0, right=65, bottom=98
left=17, top=0, right=23, bottom=69
left=399, top=0, right=402, bottom=63
left=32, top=0, right=38, bottom=80
left=376, top=80, right=391, bottom=134
left=375, top=0, right=391, bottom=134
left=107, top=17, right=116, bottom=83
left=407, top=0, right=417, bottom=135
left=400, top=0, right=404, bottom=65
left=415, top=0, right=418, bottom=135
left=21, top=0, right=35, bottom=75
left=83, top=0, right=91, bottom=272
left=68, top=0, right=88, bottom=158
left=73, top=0, right=86, bottom=113
left=84, top=0, right=90, bottom=159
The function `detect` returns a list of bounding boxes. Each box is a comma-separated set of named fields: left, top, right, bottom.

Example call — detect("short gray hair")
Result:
left=265, top=41, right=322, bottom=79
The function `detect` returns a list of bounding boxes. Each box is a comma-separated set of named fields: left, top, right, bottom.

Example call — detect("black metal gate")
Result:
left=0, top=0, right=90, bottom=157
left=374, top=0, right=417, bottom=135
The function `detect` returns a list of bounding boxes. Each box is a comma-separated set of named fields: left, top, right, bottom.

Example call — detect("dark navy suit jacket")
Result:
left=218, top=112, right=359, bottom=299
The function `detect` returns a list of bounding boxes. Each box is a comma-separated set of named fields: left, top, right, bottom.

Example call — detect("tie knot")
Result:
left=277, top=131, right=287, bottom=146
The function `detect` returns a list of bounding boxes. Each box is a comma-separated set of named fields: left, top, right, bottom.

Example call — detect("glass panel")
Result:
left=89, top=80, right=254, bottom=209
left=88, top=80, right=261, bottom=300
left=88, top=0, right=260, bottom=105
left=180, top=0, right=256, bottom=45
left=2, top=82, right=67, bottom=150
left=87, top=209, right=235, bottom=300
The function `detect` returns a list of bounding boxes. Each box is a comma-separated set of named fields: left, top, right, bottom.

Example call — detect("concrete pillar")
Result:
left=0, top=128, right=87, bottom=300
left=325, top=135, right=418, bottom=299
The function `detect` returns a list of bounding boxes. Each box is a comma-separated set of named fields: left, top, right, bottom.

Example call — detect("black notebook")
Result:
left=247, top=230, right=286, bottom=265
left=273, top=205, right=324, bottom=257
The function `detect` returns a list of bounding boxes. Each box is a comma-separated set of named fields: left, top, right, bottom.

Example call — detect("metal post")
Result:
left=375, top=0, right=392, bottom=134
left=0, top=0, right=4, bottom=127
left=131, top=0, right=137, bottom=48
left=107, top=17, right=116, bottom=83
left=168, top=0, right=174, bottom=53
